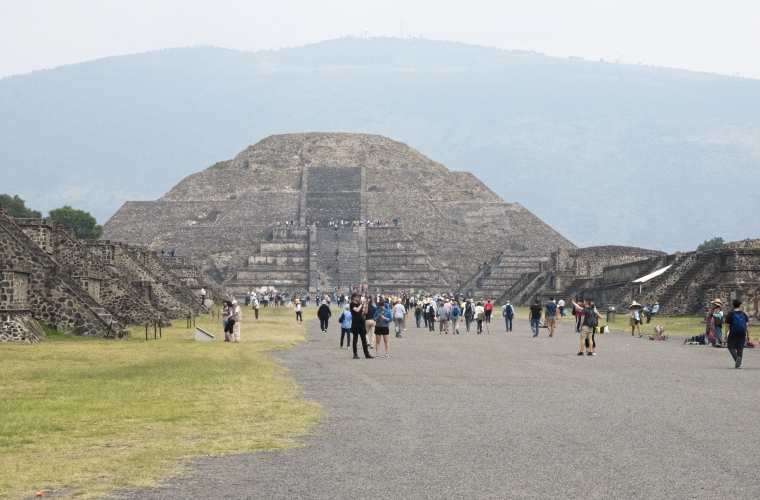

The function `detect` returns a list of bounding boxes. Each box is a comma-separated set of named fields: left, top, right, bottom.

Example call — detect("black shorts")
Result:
left=375, top=326, right=390, bottom=336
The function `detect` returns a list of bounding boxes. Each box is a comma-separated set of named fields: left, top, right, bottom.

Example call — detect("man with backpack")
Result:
left=502, top=301, right=514, bottom=332
left=572, top=298, right=600, bottom=356
left=484, top=300, right=493, bottom=323
left=425, top=300, right=437, bottom=331
left=464, top=300, right=475, bottom=332
left=725, top=299, right=751, bottom=368
left=450, top=301, right=462, bottom=334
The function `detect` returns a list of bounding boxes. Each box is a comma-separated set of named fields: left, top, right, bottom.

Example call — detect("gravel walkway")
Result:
left=120, top=317, right=760, bottom=499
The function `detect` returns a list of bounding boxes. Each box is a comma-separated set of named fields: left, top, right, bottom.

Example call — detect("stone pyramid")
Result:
left=104, top=133, right=575, bottom=293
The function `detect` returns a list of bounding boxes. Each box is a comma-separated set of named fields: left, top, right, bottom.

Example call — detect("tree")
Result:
left=696, top=237, right=725, bottom=252
left=0, top=194, right=42, bottom=218
left=48, top=206, right=103, bottom=240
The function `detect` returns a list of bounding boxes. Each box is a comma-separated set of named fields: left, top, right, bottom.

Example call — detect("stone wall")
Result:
left=16, top=219, right=163, bottom=326
left=0, top=209, right=129, bottom=339
left=0, top=311, right=44, bottom=343
left=505, top=245, right=760, bottom=318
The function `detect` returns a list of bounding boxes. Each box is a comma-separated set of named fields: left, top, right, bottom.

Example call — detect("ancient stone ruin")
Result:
left=503, top=244, right=760, bottom=318
left=0, top=207, right=210, bottom=342
left=104, top=133, right=574, bottom=294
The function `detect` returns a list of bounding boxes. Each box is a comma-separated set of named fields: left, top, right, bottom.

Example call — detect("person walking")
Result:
left=374, top=302, right=392, bottom=357
left=425, top=300, right=437, bottom=331
left=317, top=300, right=331, bottom=331
left=338, top=304, right=352, bottom=348
left=503, top=301, right=514, bottom=331
left=572, top=298, right=599, bottom=356
left=414, top=301, right=422, bottom=328
left=484, top=300, right=493, bottom=323
left=558, top=299, right=566, bottom=316
left=364, top=296, right=377, bottom=349
left=544, top=296, right=558, bottom=337
left=437, top=301, right=450, bottom=334
left=529, top=299, right=542, bottom=337
left=710, top=299, right=725, bottom=346
left=629, top=301, right=643, bottom=337
left=350, top=293, right=373, bottom=359
left=464, top=299, right=475, bottom=332
left=392, top=299, right=406, bottom=338
left=450, top=301, right=462, bottom=334
left=294, top=299, right=303, bottom=321
left=251, top=294, right=260, bottom=319
left=724, top=299, right=750, bottom=368
left=232, top=299, right=242, bottom=342
left=474, top=302, right=486, bottom=334
left=221, top=300, right=231, bottom=342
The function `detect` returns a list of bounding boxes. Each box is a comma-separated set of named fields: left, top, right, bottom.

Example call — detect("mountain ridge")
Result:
left=1, top=37, right=758, bottom=251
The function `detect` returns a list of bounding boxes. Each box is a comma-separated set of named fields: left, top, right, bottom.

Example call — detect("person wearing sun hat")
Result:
left=629, top=301, right=643, bottom=337
left=710, top=299, right=725, bottom=345
left=294, top=298, right=302, bottom=322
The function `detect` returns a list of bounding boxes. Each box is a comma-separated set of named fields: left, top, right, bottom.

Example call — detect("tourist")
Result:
left=710, top=299, right=724, bottom=345
left=725, top=299, right=750, bottom=368
left=294, top=299, right=302, bottom=322
left=365, top=296, right=377, bottom=348
left=200, top=287, right=206, bottom=305
left=392, top=299, right=406, bottom=338
left=338, top=304, right=352, bottom=348
left=425, top=299, right=437, bottom=331
left=464, top=299, right=475, bottom=332
left=474, top=301, right=486, bottom=334
left=644, top=302, right=652, bottom=324
left=484, top=299, right=493, bottom=323
left=232, top=299, right=242, bottom=342
left=529, top=299, right=542, bottom=337
left=317, top=300, right=331, bottom=332
left=223, top=301, right=235, bottom=343
left=573, top=298, right=599, bottom=356
left=651, top=302, right=660, bottom=317
left=350, top=293, right=373, bottom=359
left=503, top=300, right=514, bottom=331
left=414, top=301, right=422, bottom=328
left=558, top=299, right=566, bottom=316
left=629, top=301, right=643, bottom=337
left=374, top=302, right=392, bottom=357
left=252, top=294, right=260, bottom=319
left=544, top=296, right=558, bottom=337
left=438, top=301, right=450, bottom=334
left=221, top=300, right=231, bottom=342
left=451, top=300, right=462, bottom=334
left=573, top=299, right=583, bottom=332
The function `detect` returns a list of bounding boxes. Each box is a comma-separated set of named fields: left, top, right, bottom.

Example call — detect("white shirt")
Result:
left=392, top=303, right=406, bottom=319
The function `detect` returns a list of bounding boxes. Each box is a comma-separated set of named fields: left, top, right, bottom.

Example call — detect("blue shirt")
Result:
left=545, top=302, right=557, bottom=317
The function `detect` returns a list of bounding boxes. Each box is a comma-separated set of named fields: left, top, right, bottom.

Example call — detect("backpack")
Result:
left=504, top=305, right=514, bottom=318
left=465, top=303, right=474, bottom=316
left=451, top=306, right=461, bottom=318
left=584, top=308, right=598, bottom=328
left=731, top=311, right=748, bottom=334
left=484, top=303, right=492, bottom=312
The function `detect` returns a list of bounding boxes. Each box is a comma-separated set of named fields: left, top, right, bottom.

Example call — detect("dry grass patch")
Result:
left=0, top=307, right=322, bottom=499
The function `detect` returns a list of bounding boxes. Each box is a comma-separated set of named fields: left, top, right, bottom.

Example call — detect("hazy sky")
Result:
left=2, top=0, right=759, bottom=79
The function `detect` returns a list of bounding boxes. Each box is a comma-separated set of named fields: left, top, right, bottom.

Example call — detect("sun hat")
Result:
left=629, top=301, right=643, bottom=309
left=710, top=299, right=723, bottom=307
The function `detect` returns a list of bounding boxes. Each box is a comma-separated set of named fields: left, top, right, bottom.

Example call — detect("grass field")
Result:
left=0, top=306, right=322, bottom=499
